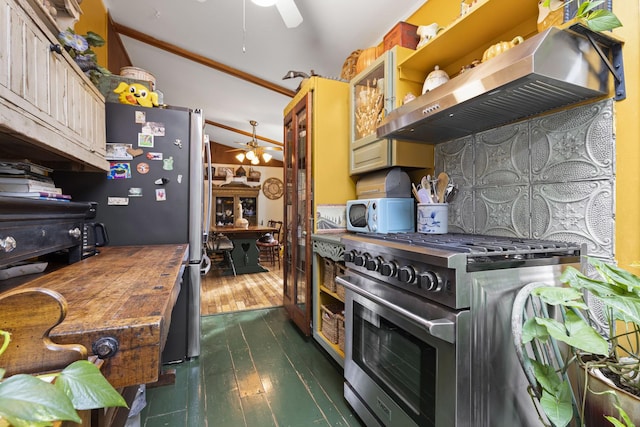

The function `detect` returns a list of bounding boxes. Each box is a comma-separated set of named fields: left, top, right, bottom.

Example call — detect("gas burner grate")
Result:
left=357, top=232, right=582, bottom=257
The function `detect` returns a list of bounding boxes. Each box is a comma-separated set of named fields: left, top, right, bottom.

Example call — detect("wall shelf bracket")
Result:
left=568, top=23, right=626, bottom=101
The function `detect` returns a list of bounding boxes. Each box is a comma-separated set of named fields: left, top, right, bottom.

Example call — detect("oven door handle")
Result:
left=336, top=276, right=456, bottom=344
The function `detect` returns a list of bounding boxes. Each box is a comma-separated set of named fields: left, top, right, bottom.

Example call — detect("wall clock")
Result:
left=262, top=177, right=284, bottom=200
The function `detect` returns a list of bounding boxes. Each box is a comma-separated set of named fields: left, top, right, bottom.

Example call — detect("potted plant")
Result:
left=0, top=329, right=127, bottom=426
left=538, top=0, right=622, bottom=32
left=514, top=257, right=640, bottom=427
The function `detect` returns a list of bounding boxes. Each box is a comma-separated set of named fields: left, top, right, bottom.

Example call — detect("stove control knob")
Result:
left=418, top=271, right=441, bottom=291
left=380, top=261, right=397, bottom=277
left=365, top=257, right=381, bottom=272
left=397, top=266, right=416, bottom=283
left=354, top=253, right=369, bottom=267
left=343, top=251, right=357, bottom=264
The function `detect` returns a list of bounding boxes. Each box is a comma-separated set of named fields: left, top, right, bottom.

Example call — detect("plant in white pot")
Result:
left=512, top=257, right=640, bottom=427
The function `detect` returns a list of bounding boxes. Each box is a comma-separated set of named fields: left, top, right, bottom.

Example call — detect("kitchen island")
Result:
left=0, top=244, right=187, bottom=389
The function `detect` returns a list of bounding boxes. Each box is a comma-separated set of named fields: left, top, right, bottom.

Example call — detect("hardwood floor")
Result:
left=200, top=261, right=283, bottom=316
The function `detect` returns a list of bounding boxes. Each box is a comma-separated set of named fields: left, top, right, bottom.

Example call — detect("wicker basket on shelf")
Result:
left=321, top=303, right=342, bottom=344
left=322, top=258, right=337, bottom=292
left=340, top=49, right=362, bottom=81
left=335, top=263, right=346, bottom=300
left=337, top=313, right=345, bottom=352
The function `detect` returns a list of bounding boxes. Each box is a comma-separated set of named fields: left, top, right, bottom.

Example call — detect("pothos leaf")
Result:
left=531, top=359, right=563, bottom=394
left=56, top=360, right=128, bottom=410
left=539, top=380, right=574, bottom=427
left=522, top=317, right=549, bottom=343
left=0, top=374, right=81, bottom=426
left=535, top=311, right=609, bottom=355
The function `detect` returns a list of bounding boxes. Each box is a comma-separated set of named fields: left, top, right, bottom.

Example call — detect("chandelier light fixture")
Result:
left=236, top=148, right=272, bottom=165
left=231, top=120, right=280, bottom=165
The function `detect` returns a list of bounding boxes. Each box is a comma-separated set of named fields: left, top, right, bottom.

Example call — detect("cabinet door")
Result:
left=240, top=196, right=257, bottom=226
left=0, top=0, right=107, bottom=171
left=283, top=92, right=312, bottom=336
left=215, top=196, right=235, bottom=225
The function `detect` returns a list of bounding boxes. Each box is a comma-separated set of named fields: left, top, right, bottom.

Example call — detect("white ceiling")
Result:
left=101, top=0, right=424, bottom=161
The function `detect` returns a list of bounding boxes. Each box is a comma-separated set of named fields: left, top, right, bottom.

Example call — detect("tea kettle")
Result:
left=82, top=222, right=109, bottom=258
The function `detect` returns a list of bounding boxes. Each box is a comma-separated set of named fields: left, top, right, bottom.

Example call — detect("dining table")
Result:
left=211, top=225, right=277, bottom=274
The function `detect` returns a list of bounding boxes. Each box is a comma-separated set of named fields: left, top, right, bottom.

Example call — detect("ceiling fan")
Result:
left=228, top=120, right=282, bottom=164
left=251, top=0, right=302, bottom=28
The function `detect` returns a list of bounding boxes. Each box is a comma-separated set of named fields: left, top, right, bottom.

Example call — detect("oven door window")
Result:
left=353, top=301, right=436, bottom=426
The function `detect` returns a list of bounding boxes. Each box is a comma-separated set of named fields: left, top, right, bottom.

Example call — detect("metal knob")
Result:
left=92, top=336, right=119, bottom=359
left=68, top=227, right=82, bottom=239
left=50, top=44, right=62, bottom=54
left=343, top=251, right=356, bottom=263
left=397, top=266, right=416, bottom=283
left=365, top=257, right=381, bottom=272
left=0, top=236, right=16, bottom=253
left=418, top=271, right=441, bottom=291
left=354, top=253, right=368, bottom=267
left=380, top=261, right=397, bottom=277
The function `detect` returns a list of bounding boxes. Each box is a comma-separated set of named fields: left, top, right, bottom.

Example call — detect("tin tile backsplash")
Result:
left=436, top=98, right=615, bottom=259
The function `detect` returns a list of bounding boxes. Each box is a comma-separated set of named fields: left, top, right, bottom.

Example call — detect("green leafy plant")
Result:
left=0, top=329, right=127, bottom=426
left=519, top=258, right=640, bottom=427
left=57, top=28, right=111, bottom=86
left=542, top=0, right=622, bottom=32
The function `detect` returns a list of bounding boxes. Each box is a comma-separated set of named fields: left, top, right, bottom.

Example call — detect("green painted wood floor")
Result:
left=140, top=307, right=364, bottom=426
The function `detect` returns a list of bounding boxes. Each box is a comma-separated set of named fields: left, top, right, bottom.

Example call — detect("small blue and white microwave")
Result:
left=346, top=198, right=415, bottom=234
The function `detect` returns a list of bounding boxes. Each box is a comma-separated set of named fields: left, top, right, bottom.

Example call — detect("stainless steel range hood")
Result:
left=377, top=27, right=610, bottom=144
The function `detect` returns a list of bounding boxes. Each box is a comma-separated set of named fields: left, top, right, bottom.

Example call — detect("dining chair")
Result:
left=256, top=220, right=283, bottom=269
left=207, top=233, right=236, bottom=276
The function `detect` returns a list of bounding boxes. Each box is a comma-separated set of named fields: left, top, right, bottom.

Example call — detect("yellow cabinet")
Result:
left=349, top=46, right=433, bottom=175
left=282, top=77, right=355, bottom=335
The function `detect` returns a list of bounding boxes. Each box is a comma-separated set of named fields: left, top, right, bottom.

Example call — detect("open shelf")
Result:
left=398, top=0, right=538, bottom=80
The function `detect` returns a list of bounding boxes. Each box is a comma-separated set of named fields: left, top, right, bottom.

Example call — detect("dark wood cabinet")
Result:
left=211, top=185, right=259, bottom=226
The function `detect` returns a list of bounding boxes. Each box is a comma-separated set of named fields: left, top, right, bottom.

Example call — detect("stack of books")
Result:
left=0, top=160, right=71, bottom=201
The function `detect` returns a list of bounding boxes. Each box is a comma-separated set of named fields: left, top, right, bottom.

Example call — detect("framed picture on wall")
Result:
left=316, top=204, right=347, bottom=234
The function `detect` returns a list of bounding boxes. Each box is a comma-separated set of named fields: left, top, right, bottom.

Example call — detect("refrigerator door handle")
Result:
left=203, top=134, right=212, bottom=245
left=188, top=109, right=204, bottom=264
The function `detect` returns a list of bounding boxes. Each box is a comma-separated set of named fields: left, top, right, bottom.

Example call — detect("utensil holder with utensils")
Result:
left=417, top=203, right=448, bottom=234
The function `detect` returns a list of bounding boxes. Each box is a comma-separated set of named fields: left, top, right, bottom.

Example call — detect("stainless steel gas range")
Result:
left=336, top=232, right=584, bottom=427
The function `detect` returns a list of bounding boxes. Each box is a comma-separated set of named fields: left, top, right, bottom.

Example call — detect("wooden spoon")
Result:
left=436, top=172, right=449, bottom=203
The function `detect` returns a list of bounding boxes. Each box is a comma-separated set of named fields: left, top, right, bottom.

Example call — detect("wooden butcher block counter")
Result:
left=1, top=244, right=187, bottom=389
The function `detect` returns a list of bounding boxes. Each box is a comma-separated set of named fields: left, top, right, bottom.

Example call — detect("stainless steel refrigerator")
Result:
left=55, top=102, right=212, bottom=363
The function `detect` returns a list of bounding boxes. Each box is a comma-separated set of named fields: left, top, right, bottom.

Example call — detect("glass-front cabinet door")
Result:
left=215, top=196, right=235, bottom=225
left=283, top=92, right=312, bottom=335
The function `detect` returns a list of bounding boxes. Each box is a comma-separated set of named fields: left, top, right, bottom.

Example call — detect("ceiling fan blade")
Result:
left=262, top=146, right=283, bottom=151
left=276, top=0, right=302, bottom=28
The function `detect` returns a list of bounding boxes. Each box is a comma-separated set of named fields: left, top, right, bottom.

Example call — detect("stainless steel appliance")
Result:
left=54, top=103, right=212, bottom=363
left=337, top=232, right=584, bottom=426
left=377, top=27, right=611, bottom=144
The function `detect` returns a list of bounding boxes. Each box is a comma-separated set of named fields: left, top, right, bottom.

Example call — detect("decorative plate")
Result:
left=263, top=177, right=284, bottom=200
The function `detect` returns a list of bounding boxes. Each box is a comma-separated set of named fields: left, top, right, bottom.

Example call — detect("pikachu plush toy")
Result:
left=113, top=82, right=159, bottom=108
